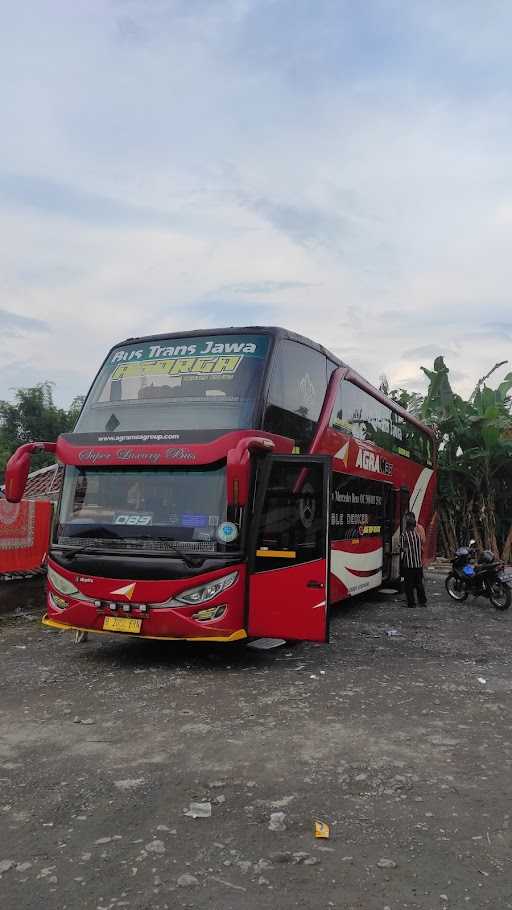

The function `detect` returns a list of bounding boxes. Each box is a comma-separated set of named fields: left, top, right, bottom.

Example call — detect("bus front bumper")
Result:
left=42, top=613, right=247, bottom=642
left=45, top=562, right=248, bottom=642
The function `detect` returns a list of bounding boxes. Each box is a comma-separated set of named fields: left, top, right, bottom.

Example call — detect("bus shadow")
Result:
left=76, top=589, right=389, bottom=672
left=332, top=588, right=395, bottom=620
left=79, top=634, right=306, bottom=673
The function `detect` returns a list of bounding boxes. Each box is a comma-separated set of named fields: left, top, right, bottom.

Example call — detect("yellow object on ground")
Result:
left=314, top=820, right=330, bottom=838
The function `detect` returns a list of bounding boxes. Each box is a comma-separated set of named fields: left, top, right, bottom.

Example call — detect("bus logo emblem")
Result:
left=334, top=441, right=349, bottom=467
left=110, top=583, right=136, bottom=600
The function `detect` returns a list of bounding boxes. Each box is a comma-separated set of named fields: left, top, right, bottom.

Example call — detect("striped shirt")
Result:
left=401, top=528, right=423, bottom=569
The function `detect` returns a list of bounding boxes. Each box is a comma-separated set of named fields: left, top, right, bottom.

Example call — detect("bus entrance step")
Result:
left=247, top=638, right=287, bottom=650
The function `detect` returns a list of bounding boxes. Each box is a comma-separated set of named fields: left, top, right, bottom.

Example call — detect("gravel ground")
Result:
left=1, top=571, right=512, bottom=910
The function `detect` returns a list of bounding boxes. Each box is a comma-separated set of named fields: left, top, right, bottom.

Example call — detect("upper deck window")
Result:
left=75, top=334, right=270, bottom=434
left=330, top=380, right=433, bottom=467
left=263, top=341, right=328, bottom=451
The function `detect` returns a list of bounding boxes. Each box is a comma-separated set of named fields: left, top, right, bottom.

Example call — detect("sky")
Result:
left=2, top=0, right=512, bottom=407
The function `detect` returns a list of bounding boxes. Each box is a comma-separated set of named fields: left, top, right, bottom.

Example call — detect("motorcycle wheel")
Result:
left=489, top=581, right=511, bottom=611
left=445, top=573, right=468, bottom=601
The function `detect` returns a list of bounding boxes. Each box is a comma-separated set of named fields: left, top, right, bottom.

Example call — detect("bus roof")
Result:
left=116, top=325, right=345, bottom=365
left=111, top=325, right=433, bottom=440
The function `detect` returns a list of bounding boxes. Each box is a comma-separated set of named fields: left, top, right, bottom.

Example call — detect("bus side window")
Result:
left=253, top=461, right=326, bottom=572
left=263, top=341, right=327, bottom=451
left=330, top=383, right=352, bottom=434
left=336, top=379, right=432, bottom=466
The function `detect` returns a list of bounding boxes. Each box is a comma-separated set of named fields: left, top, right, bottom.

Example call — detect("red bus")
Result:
left=5, top=327, right=436, bottom=644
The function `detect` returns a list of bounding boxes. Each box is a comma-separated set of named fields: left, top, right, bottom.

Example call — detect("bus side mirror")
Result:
left=4, top=442, right=57, bottom=502
left=226, top=437, right=275, bottom=506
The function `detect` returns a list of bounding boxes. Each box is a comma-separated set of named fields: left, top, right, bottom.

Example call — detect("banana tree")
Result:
left=420, top=358, right=512, bottom=558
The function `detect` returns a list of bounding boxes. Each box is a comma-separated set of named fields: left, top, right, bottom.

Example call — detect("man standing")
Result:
left=401, top=513, right=427, bottom=608
left=405, top=510, right=426, bottom=553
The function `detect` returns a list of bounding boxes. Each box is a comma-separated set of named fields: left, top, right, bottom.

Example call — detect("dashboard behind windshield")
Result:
left=55, top=465, right=242, bottom=555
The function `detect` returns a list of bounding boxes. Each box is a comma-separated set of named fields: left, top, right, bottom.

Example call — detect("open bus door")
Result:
left=400, top=486, right=410, bottom=527
left=382, top=483, right=394, bottom=581
left=395, top=485, right=411, bottom=580
left=247, top=455, right=330, bottom=642
left=383, top=485, right=411, bottom=585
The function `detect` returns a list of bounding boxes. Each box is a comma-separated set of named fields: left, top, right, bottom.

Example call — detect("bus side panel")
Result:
left=416, top=469, right=437, bottom=564
left=329, top=571, right=348, bottom=605
left=330, top=537, right=383, bottom=602
left=318, top=429, right=437, bottom=576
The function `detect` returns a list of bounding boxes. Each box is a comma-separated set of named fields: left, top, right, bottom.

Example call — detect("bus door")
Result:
left=381, top=484, right=394, bottom=581
left=247, top=456, right=330, bottom=642
left=400, top=486, right=410, bottom=526
left=391, top=486, right=411, bottom=579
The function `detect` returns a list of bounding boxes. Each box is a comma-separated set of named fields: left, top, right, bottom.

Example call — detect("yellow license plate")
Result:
left=103, top=616, right=142, bottom=634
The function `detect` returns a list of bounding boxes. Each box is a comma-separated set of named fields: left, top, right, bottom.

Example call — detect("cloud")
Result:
left=0, top=173, right=186, bottom=230
left=186, top=298, right=277, bottom=326
left=1, top=1, right=512, bottom=405
left=402, top=344, right=458, bottom=360
left=217, top=280, right=315, bottom=295
left=16, top=265, right=86, bottom=288
left=240, top=195, right=351, bottom=251
left=482, top=321, right=512, bottom=340
left=0, top=308, right=49, bottom=335
left=0, top=359, right=85, bottom=407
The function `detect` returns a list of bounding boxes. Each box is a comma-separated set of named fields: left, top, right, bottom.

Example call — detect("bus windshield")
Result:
left=75, top=333, right=270, bottom=434
left=54, top=465, right=241, bottom=554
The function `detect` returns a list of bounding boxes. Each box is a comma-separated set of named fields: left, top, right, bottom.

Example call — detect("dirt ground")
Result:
left=1, top=571, right=512, bottom=910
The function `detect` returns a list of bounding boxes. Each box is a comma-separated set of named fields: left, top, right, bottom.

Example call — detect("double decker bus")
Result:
left=5, top=327, right=436, bottom=644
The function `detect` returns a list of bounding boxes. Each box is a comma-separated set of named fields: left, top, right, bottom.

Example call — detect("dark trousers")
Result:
left=403, top=567, right=427, bottom=606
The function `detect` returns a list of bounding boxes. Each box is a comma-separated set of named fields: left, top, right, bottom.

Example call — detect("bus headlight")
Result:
left=167, top=571, right=238, bottom=607
left=47, top=566, right=79, bottom=596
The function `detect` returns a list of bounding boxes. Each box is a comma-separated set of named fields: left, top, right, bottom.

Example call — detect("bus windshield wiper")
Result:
left=134, top=538, right=203, bottom=569
left=166, top=546, right=203, bottom=569
left=56, top=545, right=104, bottom=561
left=54, top=541, right=202, bottom=569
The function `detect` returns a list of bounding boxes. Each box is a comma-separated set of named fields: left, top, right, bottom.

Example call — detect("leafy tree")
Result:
left=419, top=359, right=512, bottom=559
left=0, top=382, right=80, bottom=476
left=421, top=356, right=455, bottom=419
left=68, top=394, right=86, bottom=422
left=379, top=375, right=423, bottom=416
left=383, top=360, right=512, bottom=560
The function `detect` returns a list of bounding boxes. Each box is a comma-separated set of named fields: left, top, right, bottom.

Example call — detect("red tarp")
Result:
left=0, top=499, right=52, bottom=573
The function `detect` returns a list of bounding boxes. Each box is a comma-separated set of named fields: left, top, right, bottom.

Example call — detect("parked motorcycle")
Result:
left=445, top=541, right=512, bottom=610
